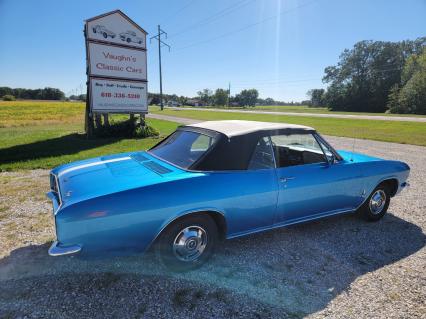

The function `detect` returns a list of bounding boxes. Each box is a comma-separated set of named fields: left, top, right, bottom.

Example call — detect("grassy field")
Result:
left=0, top=101, right=178, bottom=171
left=151, top=108, right=426, bottom=146
left=173, top=104, right=426, bottom=117
left=1, top=100, right=425, bottom=171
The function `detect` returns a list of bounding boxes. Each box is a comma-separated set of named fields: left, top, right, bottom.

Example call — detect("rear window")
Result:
left=149, top=130, right=216, bottom=169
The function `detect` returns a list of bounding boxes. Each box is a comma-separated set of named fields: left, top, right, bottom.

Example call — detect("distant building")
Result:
left=167, top=100, right=181, bottom=107
left=187, top=99, right=204, bottom=107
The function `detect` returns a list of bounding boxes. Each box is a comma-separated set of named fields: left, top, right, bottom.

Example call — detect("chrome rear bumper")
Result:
left=48, top=241, right=81, bottom=256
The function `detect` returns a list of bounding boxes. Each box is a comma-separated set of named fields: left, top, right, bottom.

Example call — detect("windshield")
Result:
left=149, top=130, right=216, bottom=169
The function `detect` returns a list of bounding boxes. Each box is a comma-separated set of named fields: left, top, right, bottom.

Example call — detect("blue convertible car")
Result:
left=47, top=120, right=409, bottom=270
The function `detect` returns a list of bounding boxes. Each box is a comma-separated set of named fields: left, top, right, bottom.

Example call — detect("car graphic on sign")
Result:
left=46, top=120, right=410, bottom=271
left=92, top=25, right=116, bottom=39
left=119, top=30, right=143, bottom=44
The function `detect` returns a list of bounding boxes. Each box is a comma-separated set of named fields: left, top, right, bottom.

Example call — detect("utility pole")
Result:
left=227, top=82, right=231, bottom=107
left=150, top=25, right=170, bottom=111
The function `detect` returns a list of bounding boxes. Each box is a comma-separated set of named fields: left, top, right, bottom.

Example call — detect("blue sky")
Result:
left=0, top=0, right=425, bottom=101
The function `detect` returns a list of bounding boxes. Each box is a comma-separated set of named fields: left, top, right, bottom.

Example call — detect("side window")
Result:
left=248, top=136, right=275, bottom=170
left=271, top=133, right=327, bottom=168
left=191, top=134, right=214, bottom=152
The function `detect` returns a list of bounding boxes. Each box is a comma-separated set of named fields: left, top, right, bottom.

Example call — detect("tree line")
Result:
left=307, top=37, right=426, bottom=114
left=150, top=89, right=307, bottom=107
left=0, top=87, right=65, bottom=101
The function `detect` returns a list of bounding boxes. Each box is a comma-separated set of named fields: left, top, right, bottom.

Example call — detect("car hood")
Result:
left=337, top=150, right=382, bottom=162
left=52, top=151, right=196, bottom=207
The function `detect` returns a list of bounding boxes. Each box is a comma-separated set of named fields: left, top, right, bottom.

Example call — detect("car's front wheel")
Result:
left=358, top=184, right=390, bottom=221
left=155, top=215, right=218, bottom=271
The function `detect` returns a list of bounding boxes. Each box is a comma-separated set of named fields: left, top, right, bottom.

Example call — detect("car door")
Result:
left=272, top=132, right=363, bottom=225
left=222, top=135, right=279, bottom=236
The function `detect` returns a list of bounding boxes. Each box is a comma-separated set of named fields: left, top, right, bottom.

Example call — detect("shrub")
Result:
left=94, top=117, right=159, bottom=138
left=135, top=124, right=159, bottom=138
left=2, top=95, right=16, bottom=101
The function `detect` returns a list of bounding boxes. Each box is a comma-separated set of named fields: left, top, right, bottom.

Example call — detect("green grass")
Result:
left=151, top=108, right=426, bottom=146
left=0, top=101, right=179, bottom=171
left=1, top=100, right=425, bottom=171
left=163, top=104, right=426, bottom=117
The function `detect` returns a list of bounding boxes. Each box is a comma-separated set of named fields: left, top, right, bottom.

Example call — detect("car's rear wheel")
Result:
left=155, top=215, right=218, bottom=271
left=358, top=184, right=390, bottom=221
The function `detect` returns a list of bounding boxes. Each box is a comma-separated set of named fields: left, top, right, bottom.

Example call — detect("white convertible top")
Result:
left=187, top=120, right=314, bottom=137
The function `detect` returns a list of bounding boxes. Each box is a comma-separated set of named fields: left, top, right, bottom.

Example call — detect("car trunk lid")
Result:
left=54, top=151, right=184, bottom=207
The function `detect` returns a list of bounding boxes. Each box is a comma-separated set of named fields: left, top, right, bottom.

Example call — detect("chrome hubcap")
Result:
left=173, top=226, right=207, bottom=262
left=369, top=190, right=386, bottom=215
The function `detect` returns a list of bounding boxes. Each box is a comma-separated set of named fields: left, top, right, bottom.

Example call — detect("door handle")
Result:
left=280, top=177, right=295, bottom=183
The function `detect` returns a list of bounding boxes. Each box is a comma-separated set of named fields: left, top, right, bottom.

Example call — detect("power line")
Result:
left=167, top=0, right=256, bottom=39
left=161, top=0, right=198, bottom=25
left=150, top=25, right=171, bottom=111
left=174, top=0, right=320, bottom=52
left=202, top=66, right=405, bottom=90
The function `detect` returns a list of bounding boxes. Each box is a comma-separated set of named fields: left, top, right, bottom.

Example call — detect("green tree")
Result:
left=213, top=88, right=228, bottom=106
left=307, top=89, right=326, bottom=107
left=235, top=89, right=259, bottom=107
left=178, top=95, right=188, bottom=105
left=323, top=37, right=425, bottom=112
left=388, top=49, right=426, bottom=114
left=197, top=89, right=213, bottom=105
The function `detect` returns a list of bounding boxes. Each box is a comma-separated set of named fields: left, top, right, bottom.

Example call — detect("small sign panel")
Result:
left=86, top=11, right=146, bottom=49
left=90, top=78, right=147, bottom=113
left=88, top=42, right=147, bottom=80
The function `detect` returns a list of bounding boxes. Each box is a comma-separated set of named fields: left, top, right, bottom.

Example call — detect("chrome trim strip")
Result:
left=48, top=173, right=63, bottom=214
left=227, top=208, right=355, bottom=240
left=48, top=241, right=81, bottom=256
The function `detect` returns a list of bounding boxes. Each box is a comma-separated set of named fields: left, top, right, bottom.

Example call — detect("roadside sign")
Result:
left=88, top=42, right=147, bottom=81
left=86, top=10, right=146, bottom=50
left=85, top=10, right=148, bottom=115
left=90, top=78, right=147, bottom=113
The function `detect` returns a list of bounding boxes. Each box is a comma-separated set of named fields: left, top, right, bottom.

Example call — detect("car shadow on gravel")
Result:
left=0, top=212, right=424, bottom=318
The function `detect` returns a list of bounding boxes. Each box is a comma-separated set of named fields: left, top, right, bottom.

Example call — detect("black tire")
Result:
left=155, top=215, right=218, bottom=271
left=358, top=184, right=391, bottom=222
left=93, top=28, right=96, bottom=33
left=103, top=32, right=108, bottom=39
left=127, top=38, right=131, bottom=43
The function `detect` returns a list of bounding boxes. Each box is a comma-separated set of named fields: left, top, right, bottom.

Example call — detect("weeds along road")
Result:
left=1, top=115, right=425, bottom=318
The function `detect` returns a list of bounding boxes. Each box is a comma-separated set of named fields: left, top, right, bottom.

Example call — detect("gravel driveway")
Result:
left=0, top=135, right=425, bottom=318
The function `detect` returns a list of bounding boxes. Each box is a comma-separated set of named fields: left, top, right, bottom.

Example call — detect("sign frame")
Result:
left=84, top=10, right=148, bottom=117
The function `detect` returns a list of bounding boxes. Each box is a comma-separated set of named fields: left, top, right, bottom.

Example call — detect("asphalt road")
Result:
left=1, top=116, right=425, bottom=318
left=164, top=106, right=426, bottom=122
